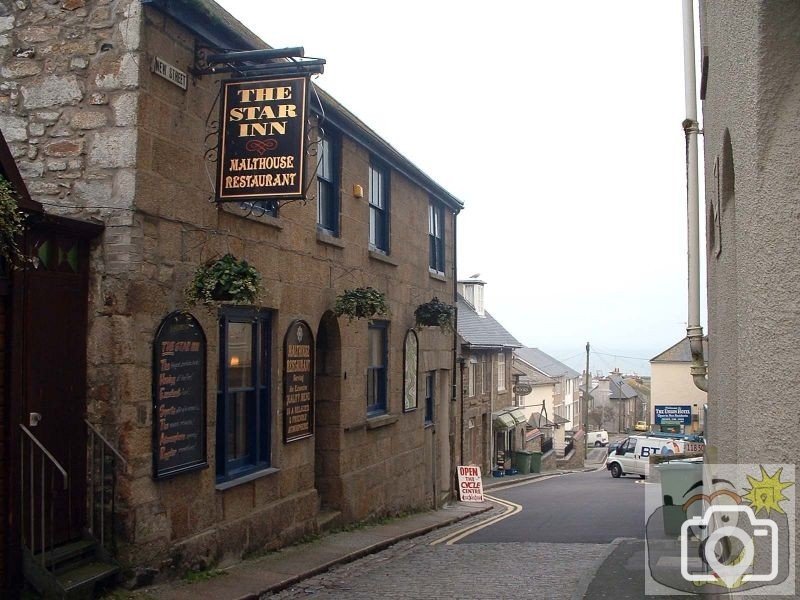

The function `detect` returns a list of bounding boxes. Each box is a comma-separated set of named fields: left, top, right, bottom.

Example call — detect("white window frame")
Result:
left=497, top=352, right=506, bottom=391
left=467, top=358, right=476, bottom=397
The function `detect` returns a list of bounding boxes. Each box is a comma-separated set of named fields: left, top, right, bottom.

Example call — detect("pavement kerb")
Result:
left=253, top=502, right=494, bottom=598
left=570, top=536, right=635, bottom=600
left=145, top=502, right=494, bottom=600
left=482, top=463, right=607, bottom=491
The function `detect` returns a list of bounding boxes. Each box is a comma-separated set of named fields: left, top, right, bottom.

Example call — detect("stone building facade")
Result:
left=699, top=0, right=799, bottom=467
left=0, top=0, right=462, bottom=593
left=698, top=1, right=800, bottom=587
left=456, top=278, right=521, bottom=474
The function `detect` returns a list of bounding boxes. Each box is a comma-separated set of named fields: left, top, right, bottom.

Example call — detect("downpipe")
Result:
left=682, top=0, right=708, bottom=392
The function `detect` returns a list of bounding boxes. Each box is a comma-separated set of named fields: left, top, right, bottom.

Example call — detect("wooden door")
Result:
left=20, top=231, right=91, bottom=546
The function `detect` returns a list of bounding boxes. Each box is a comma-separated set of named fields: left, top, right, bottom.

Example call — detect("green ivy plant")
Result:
left=414, top=297, right=455, bottom=332
left=334, top=286, right=389, bottom=321
left=185, top=253, right=262, bottom=306
left=0, top=175, right=29, bottom=268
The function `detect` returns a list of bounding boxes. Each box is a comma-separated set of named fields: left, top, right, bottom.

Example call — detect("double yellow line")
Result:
left=430, top=494, right=522, bottom=545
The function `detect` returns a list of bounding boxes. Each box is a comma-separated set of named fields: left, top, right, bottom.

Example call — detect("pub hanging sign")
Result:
left=216, top=76, right=308, bottom=202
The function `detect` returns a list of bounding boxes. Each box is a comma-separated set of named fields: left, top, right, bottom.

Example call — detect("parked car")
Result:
left=585, top=430, right=609, bottom=447
left=634, top=421, right=648, bottom=431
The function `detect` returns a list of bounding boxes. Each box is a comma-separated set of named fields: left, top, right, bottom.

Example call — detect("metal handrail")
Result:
left=85, top=420, right=126, bottom=466
left=19, top=424, right=69, bottom=572
left=19, top=425, right=68, bottom=488
left=85, top=420, right=126, bottom=555
left=563, top=439, right=574, bottom=457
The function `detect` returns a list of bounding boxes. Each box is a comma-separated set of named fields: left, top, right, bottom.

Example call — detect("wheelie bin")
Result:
left=530, top=451, right=543, bottom=473
left=514, top=451, right=532, bottom=475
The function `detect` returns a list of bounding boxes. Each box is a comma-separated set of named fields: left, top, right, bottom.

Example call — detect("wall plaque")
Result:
left=216, top=76, right=308, bottom=202
left=152, top=312, right=208, bottom=479
left=283, top=320, right=314, bottom=442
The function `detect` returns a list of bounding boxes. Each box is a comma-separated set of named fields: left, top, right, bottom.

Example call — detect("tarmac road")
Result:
left=460, top=469, right=646, bottom=544
left=270, top=470, right=647, bottom=599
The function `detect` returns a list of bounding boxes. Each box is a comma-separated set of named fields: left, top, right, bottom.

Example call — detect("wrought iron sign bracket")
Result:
left=192, top=45, right=325, bottom=79
left=198, top=45, right=326, bottom=217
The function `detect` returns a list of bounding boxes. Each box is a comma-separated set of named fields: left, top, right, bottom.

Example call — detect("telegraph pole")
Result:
left=583, top=341, right=590, bottom=460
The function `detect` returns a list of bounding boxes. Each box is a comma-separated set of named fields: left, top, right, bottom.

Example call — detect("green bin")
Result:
left=654, top=460, right=703, bottom=536
left=514, top=451, right=532, bottom=474
left=530, top=451, right=543, bottom=473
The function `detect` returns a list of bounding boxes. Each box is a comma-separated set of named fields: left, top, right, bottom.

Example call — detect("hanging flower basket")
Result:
left=414, top=297, right=455, bottom=332
left=0, top=175, right=29, bottom=269
left=185, top=253, right=262, bottom=306
left=334, top=286, right=389, bottom=321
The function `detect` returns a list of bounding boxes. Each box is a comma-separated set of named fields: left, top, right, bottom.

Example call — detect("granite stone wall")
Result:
left=2, top=0, right=458, bottom=582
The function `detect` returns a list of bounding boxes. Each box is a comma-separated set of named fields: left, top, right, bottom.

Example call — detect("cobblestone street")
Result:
left=268, top=511, right=608, bottom=599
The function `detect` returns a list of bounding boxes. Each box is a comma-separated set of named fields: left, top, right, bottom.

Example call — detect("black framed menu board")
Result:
left=283, top=320, right=314, bottom=443
left=152, top=311, right=208, bottom=479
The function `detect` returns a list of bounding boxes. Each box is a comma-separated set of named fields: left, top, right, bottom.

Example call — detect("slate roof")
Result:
left=515, top=347, right=580, bottom=379
left=528, top=413, right=556, bottom=429
left=608, top=374, right=638, bottom=400
left=457, top=296, right=521, bottom=349
left=651, top=337, right=709, bottom=363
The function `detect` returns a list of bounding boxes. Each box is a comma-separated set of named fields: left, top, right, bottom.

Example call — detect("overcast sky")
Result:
left=215, top=0, right=706, bottom=376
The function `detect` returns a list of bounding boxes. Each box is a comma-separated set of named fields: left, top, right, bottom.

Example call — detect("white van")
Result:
left=586, top=430, right=609, bottom=447
left=607, top=434, right=705, bottom=479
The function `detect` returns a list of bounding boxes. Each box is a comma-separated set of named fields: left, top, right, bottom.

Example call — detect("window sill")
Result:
left=366, top=413, right=399, bottom=430
left=428, top=270, right=446, bottom=282
left=215, top=466, right=279, bottom=491
left=317, top=230, right=345, bottom=248
left=368, top=250, right=398, bottom=267
left=220, top=203, right=283, bottom=230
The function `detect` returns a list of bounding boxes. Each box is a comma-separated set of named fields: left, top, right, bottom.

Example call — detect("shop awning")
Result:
left=492, top=412, right=516, bottom=430
left=509, top=408, right=527, bottom=425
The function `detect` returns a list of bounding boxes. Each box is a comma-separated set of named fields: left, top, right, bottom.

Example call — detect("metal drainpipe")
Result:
left=452, top=209, right=461, bottom=486
left=458, top=357, right=465, bottom=466
left=682, top=0, right=708, bottom=392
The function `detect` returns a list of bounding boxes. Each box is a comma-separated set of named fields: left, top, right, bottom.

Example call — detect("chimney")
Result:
left=458, top=276, right=486, bottom=317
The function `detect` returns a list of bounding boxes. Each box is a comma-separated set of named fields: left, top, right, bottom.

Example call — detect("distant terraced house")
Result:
left=455, top=277, right=522, bottom=476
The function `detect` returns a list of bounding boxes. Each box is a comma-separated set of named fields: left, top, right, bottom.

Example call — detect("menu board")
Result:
left=283, top=320, right=314, bottom=443
left=152, top=312, right=208, bottom=479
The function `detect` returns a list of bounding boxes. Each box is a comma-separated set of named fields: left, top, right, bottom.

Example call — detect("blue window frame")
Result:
left=369, top=162, right=389, bottom=252
left=428, top=201, right=445, bottom=273
left=317, top=133, right=339, bottom=235
left=367, top=321, right=388, bottom=415
left=424, top=371, right=434, bottom=425
left=216, top=307, right=271, bottom=482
